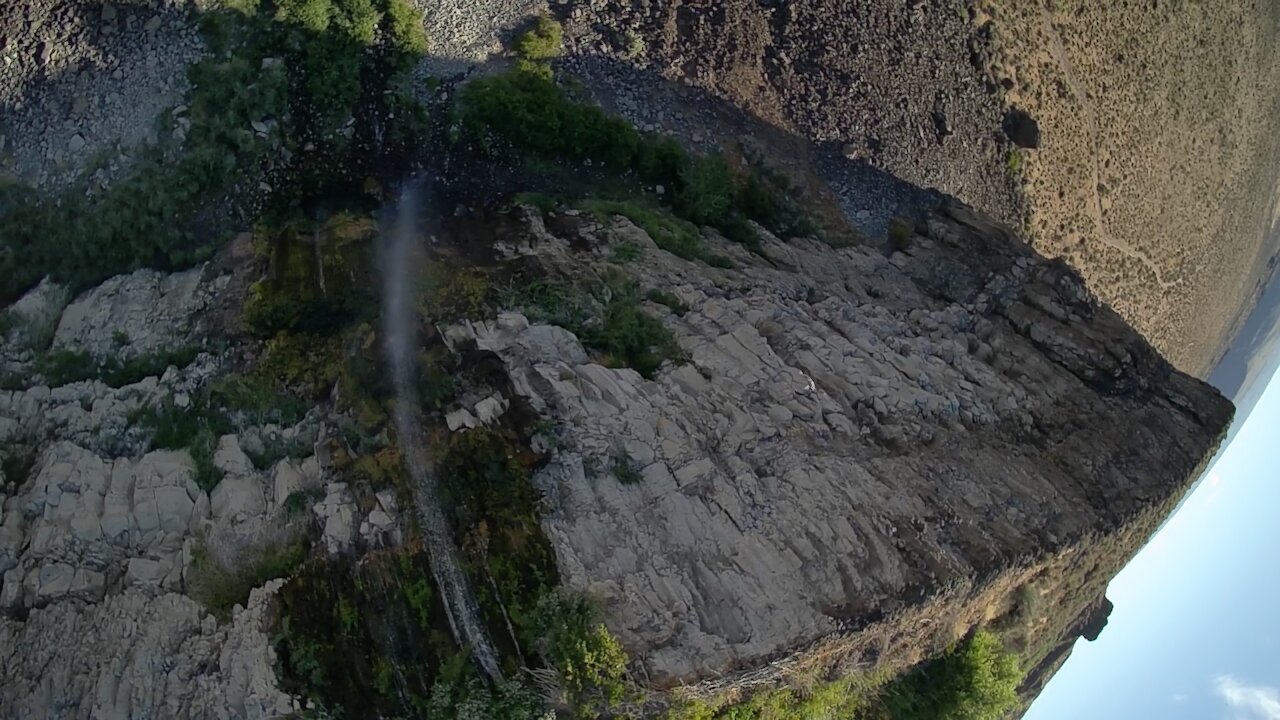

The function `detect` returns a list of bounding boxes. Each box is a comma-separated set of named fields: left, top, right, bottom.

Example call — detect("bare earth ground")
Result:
left=566, top=0, right=1027, bottom=232
left=979, top=0, right=1280, bottom=375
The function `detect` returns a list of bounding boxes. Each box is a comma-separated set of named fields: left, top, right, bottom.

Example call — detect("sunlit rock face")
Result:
left=455, top=199, right=1229, bottom=686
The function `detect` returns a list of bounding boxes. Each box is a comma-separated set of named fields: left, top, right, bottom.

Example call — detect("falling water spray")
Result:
left=381, top=180, right=503, bottom=680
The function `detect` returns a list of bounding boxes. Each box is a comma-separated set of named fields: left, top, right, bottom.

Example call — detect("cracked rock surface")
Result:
left=454, top=201, right=1230, bottom=685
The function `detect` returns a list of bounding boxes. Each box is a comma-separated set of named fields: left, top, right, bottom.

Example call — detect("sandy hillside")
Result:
left=979, top=0, right=1280, bottom=375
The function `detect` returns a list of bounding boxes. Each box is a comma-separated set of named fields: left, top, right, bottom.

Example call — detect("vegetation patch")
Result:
left=532, top=590, right=632, bottom=718
left=887, top=217, right=914, bottom=252
left=456, top=69, right=820, bottom=253
left=668, top=630, right=1021, bottom=720
left=437, top=427, right=559, bottom=666
left=189, top=535, right=310, bottom=618
left=36, top=346, right=200, bottom=389
left=273, top=545, right=552, bottom=719
left=516, top=15, right=564, bottom=62
left=0, top=0, right=427, bottom=306
left=609, top=451, right=644, bottom=485
left=581, top=199, right=732, bottom=268
left=879, top=630, right=1023, bottom=720
left=580, top=275, right=685, bottom=379
left=645, top=288, right=690, bottom=316
left=499, top=268, right=684, bottom=379
left=244, top=213, right=381, bottom=338
left=667, top=673, right=887, bottom=720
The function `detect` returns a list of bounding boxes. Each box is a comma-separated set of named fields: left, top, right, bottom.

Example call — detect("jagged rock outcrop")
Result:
left=451, top=199, right=1231, bottom=686
left=53, top=266, right=226, bottom=359
left=0, top=267, right=358, bottom=718
left=0, top=582, right=293, bottom=719
left=0, top=442, right=205, bottom=610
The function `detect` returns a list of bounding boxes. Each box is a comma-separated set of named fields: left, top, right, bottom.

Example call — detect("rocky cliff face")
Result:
left=0, top=261, right=395, bottom=717
left=0, top=193, right=1229, bottom=716
left=454, top=198, right=1230, bottom=688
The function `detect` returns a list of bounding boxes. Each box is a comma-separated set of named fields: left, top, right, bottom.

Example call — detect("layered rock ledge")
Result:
left=455, top=199, right=1231, bottom=687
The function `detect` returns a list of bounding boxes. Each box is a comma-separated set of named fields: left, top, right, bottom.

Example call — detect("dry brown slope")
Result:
left=981, top=0, right=1280, bottom=375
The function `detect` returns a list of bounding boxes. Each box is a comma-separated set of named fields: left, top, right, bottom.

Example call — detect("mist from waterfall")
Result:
left=381, top=180, right=503, bottom=680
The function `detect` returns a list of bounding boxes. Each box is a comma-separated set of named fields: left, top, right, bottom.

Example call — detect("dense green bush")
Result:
left=674, top=155, right=735, bottom=226
left=189, top=536, right=310, bottom=617
left=0, top=0, right=426, bottom=306
left=581, top=200, right=733, bottom=268
left=460, top=71, right=641, bottom=170
left=459, top=70, right=819, bottom=256
left=532, top=590, right=631, bottom=717
left=880, top=630, right=1023, bottom=720
left=888, top=217, right=913, bottom=252
left=438, top=428, right=541, bottom=531
left=516, top=15, right=564, bottom=61
left=666, top=630, right=1020, bottom=720
left=581, top=278, right=684, bottom=379
left=37, top=347, right=200, bottom=389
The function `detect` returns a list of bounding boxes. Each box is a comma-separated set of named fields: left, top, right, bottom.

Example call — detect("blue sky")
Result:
left=1025, top=372, right=1280, bottom=720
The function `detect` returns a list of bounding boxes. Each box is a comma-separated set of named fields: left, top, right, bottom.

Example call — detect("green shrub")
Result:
left=427, top=676, right=550, bottom=720
left=422, top=268, right=491, bottom=322
left=458, top=67, right=824, bottom=249
left=582, top=285, right=683, bottom=379
left=736, top=170, right=816, bottom=240
left=283, top=487, right=326, bottom=517
left=610, top=452, right=643, bottom=484
left=635, top=136, right=689, bottom=183
left=36, top=346, right=200, bottom=388
left=581, top=200, right=715, bottom=266
left=438, top=428, right=539, bottom=530
left=533, top=590, right=631, bottom=717
left=459, top=72, right=641, bottom=170
left=257, top=332, right=344, bottom=400
left=188, top=426, right=226, bottom=492
left=386, top=0, right=429, bottom=55
left=645, top=288, right=688, bottom=315
left=502, top=279, right=591, bottom=329
left=888, top=217, right=913, bottom=252
left=880, top=630, right=1023, bottom=720
left=0, top=0, right=427, bottom=306
left=516, top=15, right=563, bottom=61
left=209, top=372, right=311, bottom=427
left=674, top=155, right=735, bottom=226
left=189, top=537, right=310, bottom=618
left=247, top=433, right=314, bottom=471
left=36, top=350, right=99, bottom=386
left=609, top=242, right=643, bottom=263
left=513, top=191, right=560, bottom=214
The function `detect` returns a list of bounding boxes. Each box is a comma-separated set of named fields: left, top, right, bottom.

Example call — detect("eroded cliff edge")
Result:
left=460, top=197, right=1232, bottom=691
left=0, top=3, right=1234, bottom=712
left=0, top=186, right=1230, bottom=716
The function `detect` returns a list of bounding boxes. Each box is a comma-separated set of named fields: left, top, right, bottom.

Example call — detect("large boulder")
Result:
left=52, top=267, right=223, bottom=360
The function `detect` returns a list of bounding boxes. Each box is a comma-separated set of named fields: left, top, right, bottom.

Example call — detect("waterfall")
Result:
left=381, top=180, right=503, bottom=680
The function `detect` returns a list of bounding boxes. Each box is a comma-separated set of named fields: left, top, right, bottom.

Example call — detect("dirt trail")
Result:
left=983, top=0, right=1280, bottom=374
left=1034, top=7, right=1180, bottom=292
